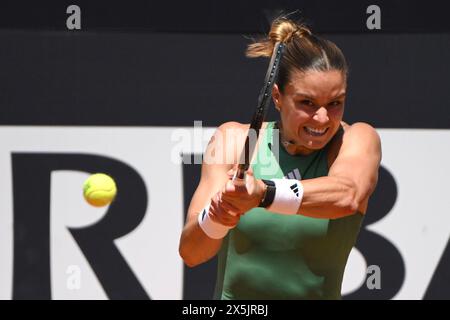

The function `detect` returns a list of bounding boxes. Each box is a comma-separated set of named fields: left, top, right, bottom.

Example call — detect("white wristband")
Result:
left=267, top=179, right=303, bottom=215
left=197, top=202, right=232, bottom=239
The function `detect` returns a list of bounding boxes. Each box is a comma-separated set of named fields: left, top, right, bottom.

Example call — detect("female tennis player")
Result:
left=179, top=17, right=381, bottom=300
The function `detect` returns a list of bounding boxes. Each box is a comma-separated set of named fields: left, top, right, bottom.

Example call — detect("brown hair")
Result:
left=246, top=18, right=348, bottom=92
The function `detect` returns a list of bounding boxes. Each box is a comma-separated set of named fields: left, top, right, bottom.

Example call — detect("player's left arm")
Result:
left=299, top=122, right=382, bottom=218
left=221, top=122, right=381, bottom=219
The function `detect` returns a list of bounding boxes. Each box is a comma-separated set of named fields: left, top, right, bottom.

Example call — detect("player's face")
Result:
left=273, top=69, right=346, bottom=155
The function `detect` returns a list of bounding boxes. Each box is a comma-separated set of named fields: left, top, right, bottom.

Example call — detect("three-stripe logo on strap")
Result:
left=284, top=168, right=301, bottom=198
left=290, top=183, right=300, bottom=198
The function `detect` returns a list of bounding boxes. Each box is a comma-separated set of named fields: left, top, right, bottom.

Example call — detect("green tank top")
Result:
left=214, top=122, right=363, bottom=300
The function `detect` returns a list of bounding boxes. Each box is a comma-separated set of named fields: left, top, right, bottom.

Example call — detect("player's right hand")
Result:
left=208, top=192, right=243, bottom=227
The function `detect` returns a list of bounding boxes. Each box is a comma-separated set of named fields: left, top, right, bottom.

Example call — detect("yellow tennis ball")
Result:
left=83, top=173, right=117, bottom=207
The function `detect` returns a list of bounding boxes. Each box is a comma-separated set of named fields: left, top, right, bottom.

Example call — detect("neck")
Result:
left=275, top=121, right=315, bottom=156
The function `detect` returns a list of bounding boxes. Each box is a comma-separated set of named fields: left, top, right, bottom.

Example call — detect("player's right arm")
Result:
left=179, top=122, right=245, bottom=268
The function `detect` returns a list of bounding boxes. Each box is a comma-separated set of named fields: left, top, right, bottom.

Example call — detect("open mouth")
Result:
left=303, top=126, right=329, bottom=137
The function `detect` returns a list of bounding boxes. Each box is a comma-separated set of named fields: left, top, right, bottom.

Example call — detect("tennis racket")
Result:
left=233, top=42, right=285, bottom=182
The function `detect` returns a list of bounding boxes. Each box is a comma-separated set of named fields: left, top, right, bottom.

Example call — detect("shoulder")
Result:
left=338, top=122, right=382, bottom=164
left=213, top=121, right=249, bottom=147
left=208, top=121, right=269, bottom=164
left=205, top=122, right=247, bottom=165
left=215, top=121, right=269, bottom=140
left=342, top=121, right=377, bottom=133
left=328, top=122, right=381, bottom=166
left=342, top=122, right=381, bottom=149
left=216, top=121, right=249, bottom=134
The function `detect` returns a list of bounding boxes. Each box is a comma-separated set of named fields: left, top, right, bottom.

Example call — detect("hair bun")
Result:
left=269, top=19, right=312, bottom=44
left=246, top=18, right=312, bottom=58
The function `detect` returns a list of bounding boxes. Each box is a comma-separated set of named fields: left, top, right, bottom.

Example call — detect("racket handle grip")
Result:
left=235, top=167, right=246, bottom=180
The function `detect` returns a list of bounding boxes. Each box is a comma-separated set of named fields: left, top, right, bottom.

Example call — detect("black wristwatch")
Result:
left=258, top=179, right=276, bottom=208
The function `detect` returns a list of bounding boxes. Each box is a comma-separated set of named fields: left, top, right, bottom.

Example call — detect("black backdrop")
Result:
left=1, top=31, right=449, bottom=128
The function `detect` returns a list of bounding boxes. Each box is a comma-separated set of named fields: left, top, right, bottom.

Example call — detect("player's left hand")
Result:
left=220, top=165, right=266, bottom=213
